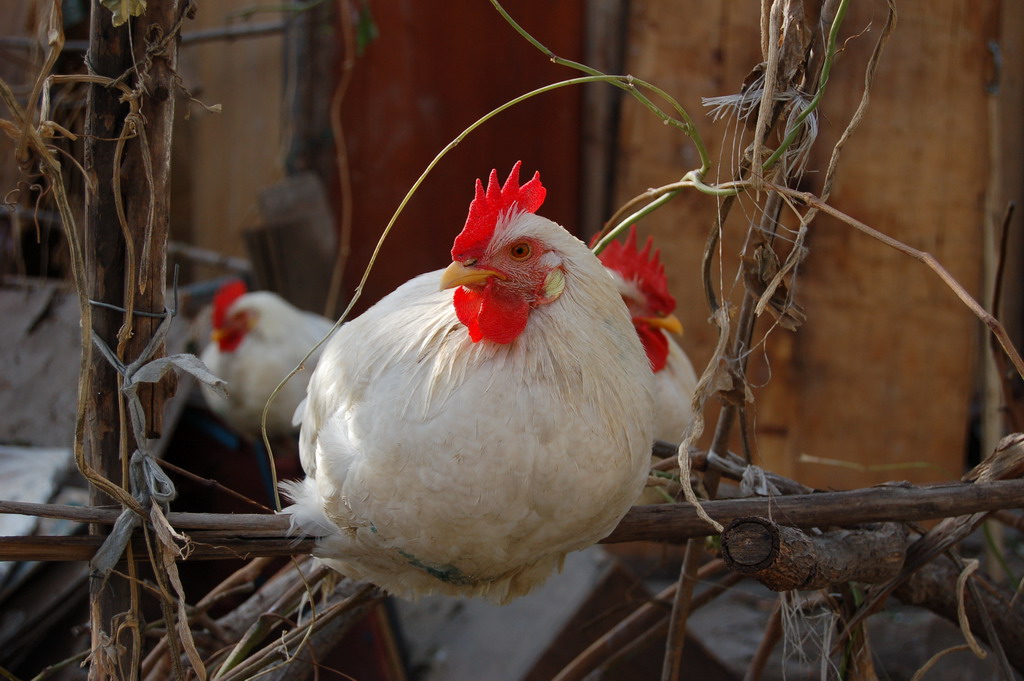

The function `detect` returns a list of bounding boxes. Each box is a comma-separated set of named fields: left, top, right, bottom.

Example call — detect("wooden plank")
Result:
left=995, top=2, right=1024, bottom=350
left=173, top=1, right=585, bottom=314
left=246, top=172, right=337, bottom=313
left=580, top=0, right=629, bottom=234
left=175, top=1, right=286, bottom=272
left=616, top=1, right=1001, bottom=488
left=772, top=1, right=995, bottom=488
left=0, top=280, right=80, bottom=447
left=0, top=277, right=194, bottom=458
left=985, top=2, right=1024, bottom=441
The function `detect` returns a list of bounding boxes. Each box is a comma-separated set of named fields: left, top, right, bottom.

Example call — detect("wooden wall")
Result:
left=616, top=0, right=1021, bottom=489
left=334, top=0, right=586, bottom=313
left=172, top=1, right=287, bottom=273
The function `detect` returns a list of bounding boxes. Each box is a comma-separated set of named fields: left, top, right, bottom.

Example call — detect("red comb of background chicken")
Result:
left=451, top=161, right=546, bottom=260
left=598, top=226, right=676, bottom=316
left=212, top=280, right=248, bottom=329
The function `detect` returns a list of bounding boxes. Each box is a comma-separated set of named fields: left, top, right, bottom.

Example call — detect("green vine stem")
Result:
left=761, top=0, right=850, bottom=172
left=591, top=173, right=747, bottom=255
left=489, top=0, right=710, bottom=177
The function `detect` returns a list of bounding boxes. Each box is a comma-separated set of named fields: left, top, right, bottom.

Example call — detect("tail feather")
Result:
left=291, top=397, right=307, bottom=428
left=279, top=477, right=337, bottom=538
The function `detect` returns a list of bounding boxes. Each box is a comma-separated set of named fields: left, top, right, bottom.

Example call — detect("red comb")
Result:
left=212, top=280, right=247, bottom=329
left=598, top=226, right=676, bottom=315
left=451, top=161, right=546, bottom=259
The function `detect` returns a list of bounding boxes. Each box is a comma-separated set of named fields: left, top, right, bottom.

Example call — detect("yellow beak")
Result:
left=439, top=261, right=502, bottom=291
left=639, top=313, right=683, bottom=336
left=211, top=328, right=228, bottom=342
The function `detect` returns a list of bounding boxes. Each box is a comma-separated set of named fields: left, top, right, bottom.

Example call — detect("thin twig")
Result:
left=487, top=0, right=710, bottom=175
left=212, top=566, right=330, bottom=679
left=660, top=4, right=868, bottom=673
left=771, top=185, right=1024, bottom=381
left=323, top=0, right=357, bottom=318
left=755, top=0, right=897, bottom=318
left=156, top=459, right=273, bottom=512
left=743, top=599, right=783, bottom=681
left=215, top=583, right=377, bottom=681
left=760, top=0, right=850, bottom=172
left=661, top=123, right=790, bottom=681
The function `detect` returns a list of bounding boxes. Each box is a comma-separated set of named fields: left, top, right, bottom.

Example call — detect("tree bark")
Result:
left=604, top=479, right=1024, bottom=544
left=720, top=516, right=907, bottom=591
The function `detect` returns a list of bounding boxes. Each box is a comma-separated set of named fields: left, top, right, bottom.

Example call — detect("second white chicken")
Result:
left=200, top=282, right=334, bottom=438
left=599, top=226, right=698, bottom=443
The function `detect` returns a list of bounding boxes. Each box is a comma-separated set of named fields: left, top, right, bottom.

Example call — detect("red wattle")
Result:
left=218, top=329, right=246, bottom=353
left=453, top=287, right=484, bottom=342
left=635, top=322, right=669, bottom=372
left=453, top=284, right=530, bottom=345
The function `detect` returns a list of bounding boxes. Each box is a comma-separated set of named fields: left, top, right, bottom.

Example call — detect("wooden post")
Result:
left=83, top=7, right=135, bottom=676
left=83, top=0, right=183, bottom=677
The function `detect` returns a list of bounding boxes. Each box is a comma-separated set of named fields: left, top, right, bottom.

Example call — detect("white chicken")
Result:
left=199, top=281, right=334, bottom=438
left=599, top=226, right=698, bottom=443
left=281, top=163, right=655, bottom=603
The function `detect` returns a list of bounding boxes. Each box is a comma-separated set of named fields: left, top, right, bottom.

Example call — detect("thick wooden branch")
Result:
left=833, top=434, right=1024, bottom=643
left=720, top=516, right=907, bottom=591
left=894, top=557, right=1024, bottom=674
left=608, top=479, right=1024, bottom=543
left=2, top=478, right=1023, bottom=562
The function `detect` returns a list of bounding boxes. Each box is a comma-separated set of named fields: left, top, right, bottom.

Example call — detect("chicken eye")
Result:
left=509, top=242, right=532, bottom=260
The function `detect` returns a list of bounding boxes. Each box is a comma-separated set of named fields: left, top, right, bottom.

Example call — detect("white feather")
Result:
left=651, top=336, right=698, bottom=442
